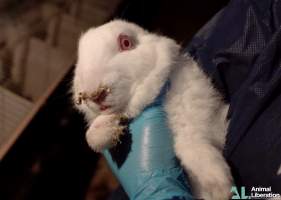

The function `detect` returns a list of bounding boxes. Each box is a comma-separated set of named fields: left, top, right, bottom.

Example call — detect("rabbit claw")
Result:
left=112, top=125, right=127, bottom=145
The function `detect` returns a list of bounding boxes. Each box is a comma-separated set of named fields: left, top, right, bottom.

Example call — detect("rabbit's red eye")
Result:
left=118, top=34, right=134, bottom=51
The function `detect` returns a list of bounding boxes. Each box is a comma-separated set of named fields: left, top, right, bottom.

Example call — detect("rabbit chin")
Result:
left=99, top=105, right=124, bottom=115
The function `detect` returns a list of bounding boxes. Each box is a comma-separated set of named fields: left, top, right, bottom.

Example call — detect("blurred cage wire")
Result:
left=0, top=0, right=122, bottom=158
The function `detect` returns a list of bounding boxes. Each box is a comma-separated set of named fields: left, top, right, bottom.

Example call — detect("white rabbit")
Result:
left=73, top=19, right=233, bottom=200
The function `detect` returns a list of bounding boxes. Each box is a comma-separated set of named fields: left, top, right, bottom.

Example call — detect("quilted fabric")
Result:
left=186, top=0, right=281, bottom=193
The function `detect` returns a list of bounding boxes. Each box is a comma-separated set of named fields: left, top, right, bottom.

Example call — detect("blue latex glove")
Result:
left=103, top=84, right=193, bottom=200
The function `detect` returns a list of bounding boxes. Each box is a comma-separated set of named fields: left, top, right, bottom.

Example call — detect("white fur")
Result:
left=85, top=114, right=124, bottom=151
left=73, top=19, right=233, bottom=200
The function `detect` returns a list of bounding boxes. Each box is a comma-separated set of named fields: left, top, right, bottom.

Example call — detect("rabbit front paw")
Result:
left=86, top=114, right=128, bottom=152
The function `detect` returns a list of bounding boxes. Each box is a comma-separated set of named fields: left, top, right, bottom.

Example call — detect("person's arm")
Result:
left=103, top=95, right=193, bottom=200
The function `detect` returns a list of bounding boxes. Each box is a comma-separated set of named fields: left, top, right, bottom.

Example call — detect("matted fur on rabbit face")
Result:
left=73, top=20, right=233, bottom=200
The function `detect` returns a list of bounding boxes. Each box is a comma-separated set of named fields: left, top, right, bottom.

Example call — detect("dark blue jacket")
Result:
left=186, top=0, right=281, bottom=193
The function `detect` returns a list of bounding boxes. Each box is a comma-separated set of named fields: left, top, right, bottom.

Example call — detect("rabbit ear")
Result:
left=126, top=37, right=180, bottom=117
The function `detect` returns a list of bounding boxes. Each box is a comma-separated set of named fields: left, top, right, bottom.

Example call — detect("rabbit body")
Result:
left=73, top=20, right=232, bottom=200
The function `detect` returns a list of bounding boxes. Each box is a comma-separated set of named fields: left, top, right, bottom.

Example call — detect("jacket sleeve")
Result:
left=186, top=0, right=281, bottom=193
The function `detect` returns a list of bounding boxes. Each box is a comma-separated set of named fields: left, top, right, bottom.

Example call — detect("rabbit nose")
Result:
left=91, top=86, right=111, bottom=105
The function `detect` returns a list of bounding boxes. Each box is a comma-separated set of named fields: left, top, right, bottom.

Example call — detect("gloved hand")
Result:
left=103, top=86, right=193, bottom=200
